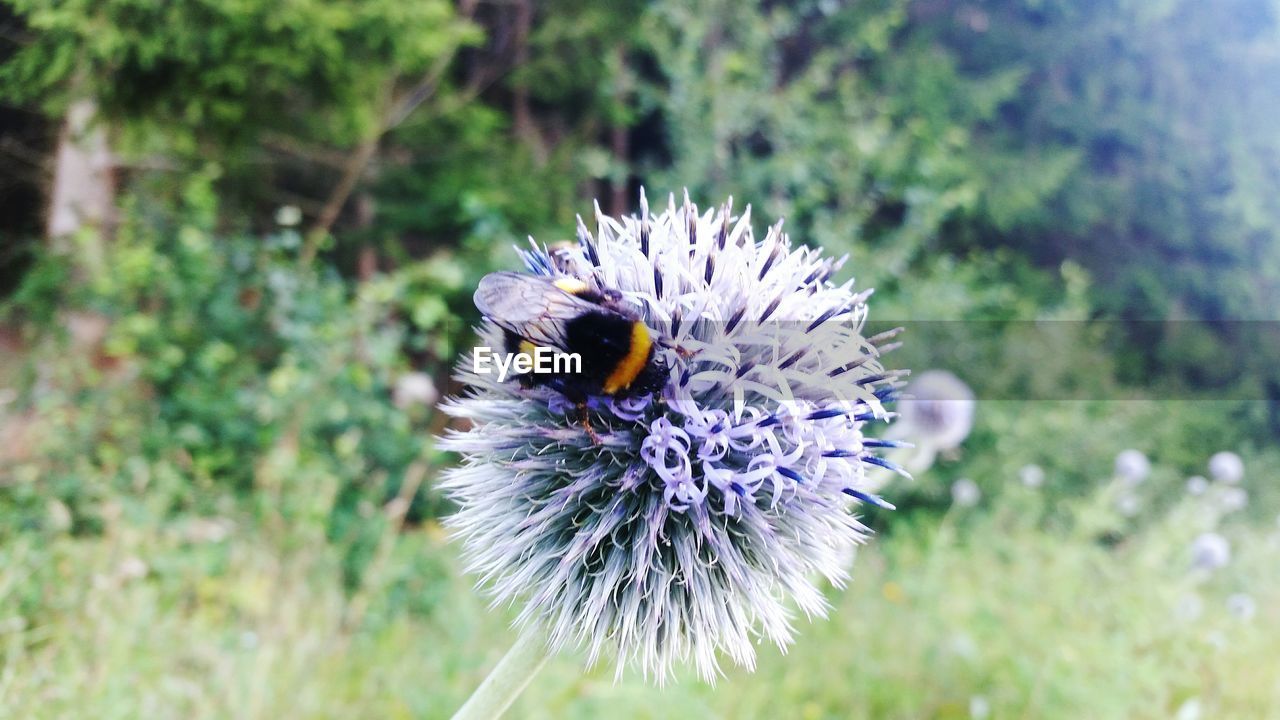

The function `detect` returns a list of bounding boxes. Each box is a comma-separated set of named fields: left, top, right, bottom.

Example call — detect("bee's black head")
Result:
left=597, top=286, right=625, bottom=306
left=626, top=351, right=669, bottom=398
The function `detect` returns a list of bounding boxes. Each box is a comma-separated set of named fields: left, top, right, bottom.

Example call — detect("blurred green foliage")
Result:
left=1, top=174, right=467, bottom=593
left=926, top=0, right=1280, bottom=322
left=7, top=0, right=1280, bottom=326
left=1, top=0, right=476, bottom=149
left=642, top=0, right=1034, bottom=283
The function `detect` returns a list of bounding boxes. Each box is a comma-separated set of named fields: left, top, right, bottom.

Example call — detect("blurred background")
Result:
left=1, top=0, right=1279, bottom=717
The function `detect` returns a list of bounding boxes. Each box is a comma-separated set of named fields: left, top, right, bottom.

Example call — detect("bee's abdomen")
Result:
left=604, top=321, right=653, bottom=394
left=563, top=311, right=652, bottom=395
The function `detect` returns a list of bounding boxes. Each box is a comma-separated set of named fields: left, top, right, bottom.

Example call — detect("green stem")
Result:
left=451, top=630, right=550, bottom=720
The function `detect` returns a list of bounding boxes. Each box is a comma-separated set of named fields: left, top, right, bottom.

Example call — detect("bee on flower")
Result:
left=441, top=191, right=904, bottom=682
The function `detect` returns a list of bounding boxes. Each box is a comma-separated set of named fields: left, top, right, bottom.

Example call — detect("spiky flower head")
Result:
left=440, top=191, right=904, bottom=682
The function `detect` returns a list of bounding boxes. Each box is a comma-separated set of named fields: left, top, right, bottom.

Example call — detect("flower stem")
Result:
left=451, top=630, right=550, bottom=720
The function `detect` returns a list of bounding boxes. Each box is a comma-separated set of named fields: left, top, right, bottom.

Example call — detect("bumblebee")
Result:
left=473, top=271, right=668, bottom=403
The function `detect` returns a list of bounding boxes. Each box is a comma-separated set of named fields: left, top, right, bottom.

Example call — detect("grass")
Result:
left=2, top=474, right=1276, bottom=719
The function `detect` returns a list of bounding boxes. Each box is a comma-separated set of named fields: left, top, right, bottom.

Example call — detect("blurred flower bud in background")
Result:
left=1019, top=464, right=1045, bottom=488
left=1208, top=451, right=1244, bottom=484
left=1175, top=593, right=1204, bottom=622
left=1115, top=492, right=1141, bottom=517
left=899, top=371, right=974, bottom=450
left=889, top=370, right=975, bottom=476
left=951, top=478, right=981, bottom=508
left=393, top=371, right=438, bottom=410
left=1114, top=449, right=1150, bottom=485
left=1175, top=697, right=1202, bottom=720
left=1227, top=593, right=1257, bottom=621
left=1216, top=486, right=1249, bottom=514
left=1190, top=532, right=1231, bottom=572
left=274, top=205, right=302, bottom=227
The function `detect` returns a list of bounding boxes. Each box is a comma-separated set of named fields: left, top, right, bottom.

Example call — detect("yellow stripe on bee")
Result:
left=602, top=321, right=652, bottom=394
left=552, top=277, right=590, bottom=295
left=518, top=340, right=537, bottom=357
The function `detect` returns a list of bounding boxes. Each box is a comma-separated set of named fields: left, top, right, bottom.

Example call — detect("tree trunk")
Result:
left=46, top=100, right=114, bottom=245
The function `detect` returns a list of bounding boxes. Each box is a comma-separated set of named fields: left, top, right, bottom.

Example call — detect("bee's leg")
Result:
left=577, top=402, right=602, bottom=445
left=659, top=339, right=697, bottom=360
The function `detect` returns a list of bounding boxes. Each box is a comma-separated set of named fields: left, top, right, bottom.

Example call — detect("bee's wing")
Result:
left=474, top=271, right=600, bottom=349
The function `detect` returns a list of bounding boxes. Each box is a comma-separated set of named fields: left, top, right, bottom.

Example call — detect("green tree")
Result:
left=921, top=0, right=1280, bottom=322
left=639, top=0, right=1052, bottom=292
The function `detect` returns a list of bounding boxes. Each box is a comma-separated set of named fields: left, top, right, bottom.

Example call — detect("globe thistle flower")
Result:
left=274, top=204, right=302, bottom=227
left=1190, top=532, right=1231, bottom=572
left=1205, top=630, right=1228, bottom=650
left=1186, top=475, right=1210, bottom=496
left=1175, top=697, right=1203, bottom=720
left=1113, top=449, right=1151, bottom=485
left=1175, top=593, right=1205, bottom=622
left=117, top=556, right=148, bottom=582
left=897, top=370, right=975, bottom=452
left=392, top=371, right=439, bottom=409
left=951, top=478, right=981, bottom=507
left=441, top=192, right=903, bottom=683
left=1208, top=451, right=1244, bottom=484
left=1215, top=486, right=1248, bottom=514
left=1115, top=492, right=1141, bottom=518
left=1226, top=593, right=1257, bottom=621
left=947, top=632, right=979, bottom=661
left=1018, top=464, right=1045, bottom=488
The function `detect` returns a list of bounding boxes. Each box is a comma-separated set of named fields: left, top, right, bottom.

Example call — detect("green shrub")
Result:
left=0, top=177, right=464, bottom=594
